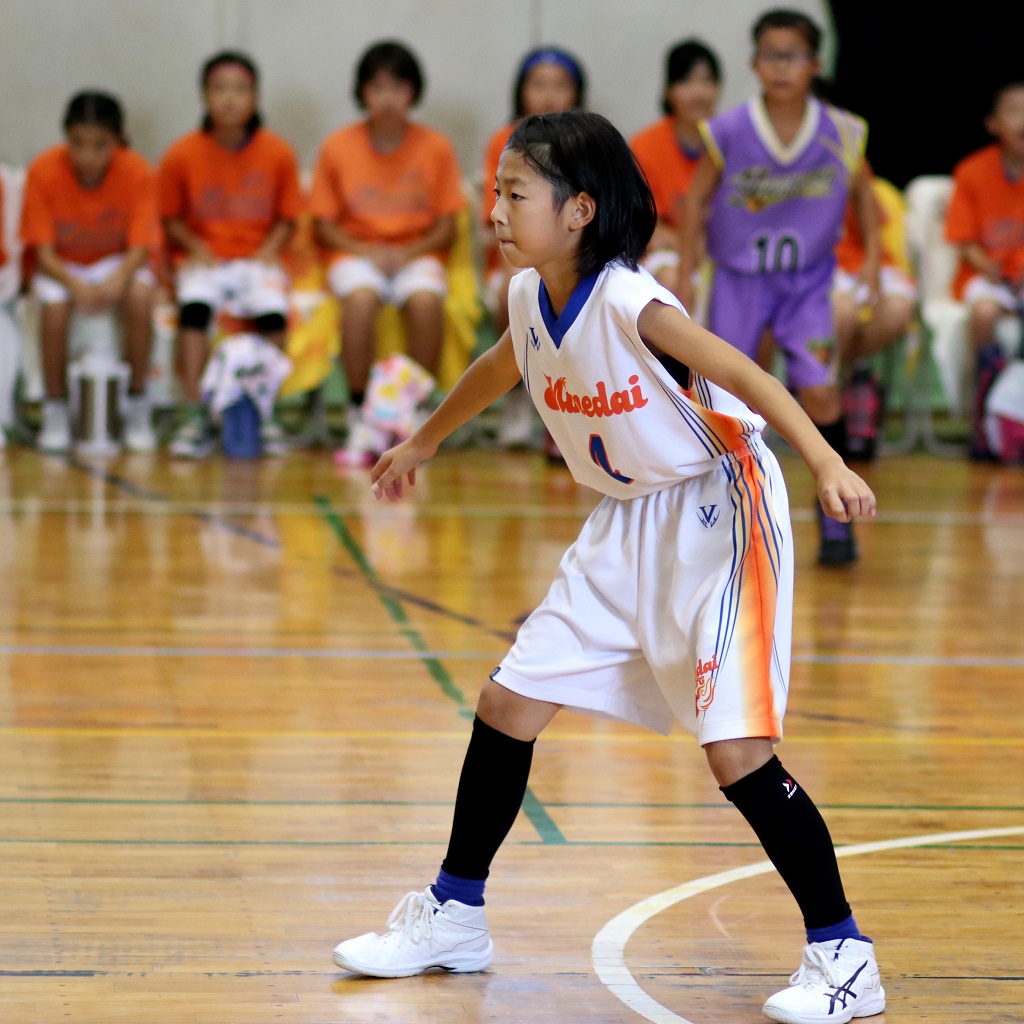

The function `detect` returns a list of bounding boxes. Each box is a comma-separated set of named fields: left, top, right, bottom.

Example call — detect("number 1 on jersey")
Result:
left=589, top=434, right=634, bottom=484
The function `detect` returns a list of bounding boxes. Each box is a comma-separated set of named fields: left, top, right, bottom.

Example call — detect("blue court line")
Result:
left=66, top=455, right=285, bottom=550
left=0, top=643, right=1021, bottom=668
left=63, top=460, right=515, bottom=638
left=314, top=495, right=566, bottom=846
left=59, top=460, right=564, bottom=842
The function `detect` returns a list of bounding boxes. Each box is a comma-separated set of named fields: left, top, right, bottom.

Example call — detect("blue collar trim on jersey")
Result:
left=538, top=271, right=600, bottom=349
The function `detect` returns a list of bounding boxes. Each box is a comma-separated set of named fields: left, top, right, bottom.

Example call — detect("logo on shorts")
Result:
left=783, top=777, right=798, bottom=799
left=695, top=654, right=719, bottom=713
left=697, top=504, right=720, bottom=528
left=529, top=326, right=541, bottom=350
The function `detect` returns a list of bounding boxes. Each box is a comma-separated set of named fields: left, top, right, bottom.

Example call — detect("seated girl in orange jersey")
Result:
left=630, top=40, right=721, bottom=294
left=310, top=40, right=466, bottom=468
left=945, top=78, right=1024, bottom=460
left=20, top=91, right=160, bottom=454
left=158, top=50, right=302, bottom=459
left=479, top=46, right=586, bottom=451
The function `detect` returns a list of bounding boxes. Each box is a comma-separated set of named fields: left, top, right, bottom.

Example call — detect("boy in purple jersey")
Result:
left=677, top=8, right=881, bottom=565
left=330, top=110, right=884, bottom=1024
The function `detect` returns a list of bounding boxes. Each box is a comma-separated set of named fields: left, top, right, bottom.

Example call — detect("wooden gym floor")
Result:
left=0, top=441, right=1020, bottom=1023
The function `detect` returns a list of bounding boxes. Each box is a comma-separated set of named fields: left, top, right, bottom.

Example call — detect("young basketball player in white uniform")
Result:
left=333, top=110, right=885, bottom=1024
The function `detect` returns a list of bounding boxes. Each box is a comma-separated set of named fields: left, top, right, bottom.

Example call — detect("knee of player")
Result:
left=703, top=736, right=775, bottom=788
left=178, top=302, right=213, bottom=332
left=476, top=679, right=558, bottom=741
left=253, top=312, right=287, bottom=336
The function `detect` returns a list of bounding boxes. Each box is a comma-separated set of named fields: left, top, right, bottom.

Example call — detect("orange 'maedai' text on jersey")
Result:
left=508, top=261, right=766, bottom=499
left=158, top=128, right=302, bottom=262
left=20, top=144, right=159, bottom=265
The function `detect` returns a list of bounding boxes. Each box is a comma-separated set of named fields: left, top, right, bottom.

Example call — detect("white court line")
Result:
left=592, top=824, right=1024, bottom=1024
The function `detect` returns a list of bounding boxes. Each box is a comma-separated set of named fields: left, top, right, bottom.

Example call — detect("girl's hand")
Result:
left=254, top=246, right=282, bottom=266
left=96, top=273, right=128, bottom=306
left=70, top=280, right=108, bottom=314
left=368, top=245, right=407, bottom=277
left=815, top=459, right=877, bottom=523
left=854, top=267, right=881, bottom=312
left=369, top=436, right=439, bottom=501
left=184, top=244, right=217, bottom=269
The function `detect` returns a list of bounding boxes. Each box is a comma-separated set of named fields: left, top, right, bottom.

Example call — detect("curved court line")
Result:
left=592, top=824, right=1024, bottom=1024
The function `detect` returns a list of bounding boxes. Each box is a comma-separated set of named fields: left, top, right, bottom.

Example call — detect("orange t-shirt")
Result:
left=946, top=143, right=1024, bottom=299
left=629, top=117, right=702, bottom=229
left=19, top=144, right=158, bottom=265
left=310, top=120, right=465, bottom=257
left=158, top=127, right=302, bottom=262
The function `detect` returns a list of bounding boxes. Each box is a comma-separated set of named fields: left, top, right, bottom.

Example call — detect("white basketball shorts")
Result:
left=326, top=255, right=447, bottom=306
left=492, top=437, right=794, bottom=744
left=33, top=254, right=156, bottom=305
left=176, top=259, right=289, bottom=319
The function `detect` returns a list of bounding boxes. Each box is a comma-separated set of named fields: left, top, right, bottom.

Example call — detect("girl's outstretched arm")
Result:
left=638, top=300, right=877, bottom=523
left=370, top=329, right=522, bottom=501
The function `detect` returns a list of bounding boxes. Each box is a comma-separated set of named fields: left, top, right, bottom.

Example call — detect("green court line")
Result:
left=314, top=495, right=566, bottom=845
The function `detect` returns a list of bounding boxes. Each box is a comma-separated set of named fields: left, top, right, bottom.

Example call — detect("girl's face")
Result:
left=987, top=86, right=1024, bottom=162
left=361, top=70, right=415, bottom=124
left=752, top=27, right=820, bottom=102
left=204, top=63, right=257, bottom=132
left=520, top=62, right=578, bottom=117
left=491, top=148, right=585, bottom=272
left=665, top=62, right=720, bottom=127
left=66, top=123, right=119, bottom=187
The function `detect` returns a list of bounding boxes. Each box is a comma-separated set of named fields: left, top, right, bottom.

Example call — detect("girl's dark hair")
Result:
left=661, top=39, right=721, bottom=115
left=200, top=50, right=262, bottom=134
left=354, top=40, right=424, bottom=108
left=63, top=91, right=127, bottom=145
left=752, top=8, right=822, bottom=54
left=506, top=110, right=656, bottom=276
left=512, top=47, right=587, bottom=119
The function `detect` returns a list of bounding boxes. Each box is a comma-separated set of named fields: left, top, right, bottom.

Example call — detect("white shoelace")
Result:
left=384, top=891, right=437, bottom=946
left=790, top=943, right=842, bottom=988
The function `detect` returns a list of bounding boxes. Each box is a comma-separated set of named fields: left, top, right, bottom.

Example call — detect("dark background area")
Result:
left=827, top=1, right=1024, bottom=186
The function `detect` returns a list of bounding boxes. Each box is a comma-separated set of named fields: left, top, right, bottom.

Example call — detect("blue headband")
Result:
left=521, top=49, right=582, bottom=86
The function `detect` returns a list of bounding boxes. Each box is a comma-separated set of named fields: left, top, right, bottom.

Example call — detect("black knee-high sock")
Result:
left=817, top=416, right=848, bottom=462
left=440, top=716, right=535, bottom=880
left=721, top=756, right=852, bottom=930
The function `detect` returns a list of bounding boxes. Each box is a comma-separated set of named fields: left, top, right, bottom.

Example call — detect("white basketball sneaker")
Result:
left=38, top=400, right=72, bottom=453
left=763, top=937, right=885, bottom=1024
left=123, top=395, right=157, bottom=453
left=332, top=887, right=493, bottom=978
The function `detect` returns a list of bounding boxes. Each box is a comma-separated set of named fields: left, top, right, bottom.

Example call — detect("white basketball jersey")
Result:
left=508, top=261, right=767, bottom=498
